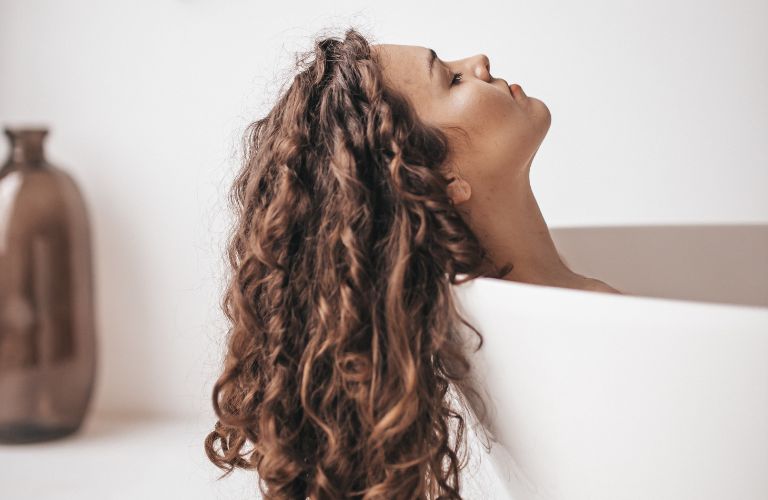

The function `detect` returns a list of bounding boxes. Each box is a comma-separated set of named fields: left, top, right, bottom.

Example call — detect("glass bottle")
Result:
left=0, top=126, right=97, bottom=443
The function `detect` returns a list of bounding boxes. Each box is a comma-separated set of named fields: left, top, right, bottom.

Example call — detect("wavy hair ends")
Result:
left=204, top=26, right=511, bottom=500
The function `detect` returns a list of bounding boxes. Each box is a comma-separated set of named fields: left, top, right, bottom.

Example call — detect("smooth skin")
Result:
left=372, top=44, right=621, bottom=294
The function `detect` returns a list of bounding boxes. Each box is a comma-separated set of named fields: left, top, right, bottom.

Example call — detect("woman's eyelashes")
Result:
left=450, top=72, right=464, bottom=86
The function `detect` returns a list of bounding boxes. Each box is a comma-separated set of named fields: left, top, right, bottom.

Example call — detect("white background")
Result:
left=1, top=0, right=766, bottom=460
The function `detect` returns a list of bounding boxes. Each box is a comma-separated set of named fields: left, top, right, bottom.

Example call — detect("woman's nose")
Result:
left=472, top=54, right=492, bottom=80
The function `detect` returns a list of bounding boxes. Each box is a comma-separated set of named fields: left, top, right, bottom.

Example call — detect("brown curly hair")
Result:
left=204, top=26, right=513, bottom=499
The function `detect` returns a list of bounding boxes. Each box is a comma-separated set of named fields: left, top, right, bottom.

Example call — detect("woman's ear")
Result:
left=446, top=177, right=472, bottom=205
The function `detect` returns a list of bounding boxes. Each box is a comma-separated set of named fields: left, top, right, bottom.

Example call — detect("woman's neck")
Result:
left=461, top=172, right=593, bottom=290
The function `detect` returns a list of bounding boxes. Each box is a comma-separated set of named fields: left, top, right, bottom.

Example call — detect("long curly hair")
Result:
left=204, top=26, right=513, bottom=499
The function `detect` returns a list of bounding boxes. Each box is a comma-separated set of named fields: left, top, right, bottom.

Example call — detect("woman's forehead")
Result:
left=374, top=44, right=432, bottom=88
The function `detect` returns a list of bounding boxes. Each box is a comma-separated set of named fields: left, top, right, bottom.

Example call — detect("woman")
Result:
left=204, top=27, right=621, bottom=500
left=373, top=42, right=621, bottom=294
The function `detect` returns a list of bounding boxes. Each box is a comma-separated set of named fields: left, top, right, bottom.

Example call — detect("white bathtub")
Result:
left=451, top=224, right=768, bottom=500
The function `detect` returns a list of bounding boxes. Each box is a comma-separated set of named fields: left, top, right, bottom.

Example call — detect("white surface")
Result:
left=0, top=414, right=260, bottom=500
left=0, top=0, right=766, bottom=419
left=0, top=412, right=512, bottom=499
left=450, top=225, right=768, bottom=500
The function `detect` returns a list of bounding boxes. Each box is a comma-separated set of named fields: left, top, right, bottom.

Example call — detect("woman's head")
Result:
left=372, top=43, right=551, bottom=207
left=204, top=27, right=509, bottom=499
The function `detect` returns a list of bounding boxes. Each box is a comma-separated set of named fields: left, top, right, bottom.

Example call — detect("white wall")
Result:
left=1, top=0, right=766, bottom=419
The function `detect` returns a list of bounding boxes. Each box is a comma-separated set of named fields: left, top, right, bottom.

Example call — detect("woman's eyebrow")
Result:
left=427, top=48, right=438, bottom=80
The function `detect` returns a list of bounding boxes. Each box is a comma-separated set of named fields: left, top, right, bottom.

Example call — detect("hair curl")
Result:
left=204, top=26, right=512, bottom=499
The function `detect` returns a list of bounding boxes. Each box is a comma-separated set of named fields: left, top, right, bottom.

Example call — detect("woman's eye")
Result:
left=450, top=72, right=463, bottom=86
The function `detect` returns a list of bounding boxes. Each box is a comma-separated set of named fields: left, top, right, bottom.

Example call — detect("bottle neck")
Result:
left=3, top=127, right=48, bottom=167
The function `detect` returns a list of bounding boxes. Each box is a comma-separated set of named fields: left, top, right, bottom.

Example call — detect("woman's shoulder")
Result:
left=582, top=277, right=624, bottom=295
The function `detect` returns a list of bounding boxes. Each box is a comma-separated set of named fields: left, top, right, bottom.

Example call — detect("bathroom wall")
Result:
left=0, top=0, right=766, bottom=419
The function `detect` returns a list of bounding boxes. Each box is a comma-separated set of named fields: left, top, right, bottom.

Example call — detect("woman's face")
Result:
left=372, top=44, right=551, bottom=203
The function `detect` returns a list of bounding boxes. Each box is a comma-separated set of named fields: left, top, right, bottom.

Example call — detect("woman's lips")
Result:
left=509, top=83, right=526, bottom=100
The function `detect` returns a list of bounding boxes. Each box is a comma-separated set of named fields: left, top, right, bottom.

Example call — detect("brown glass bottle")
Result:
left=0, top=127, right=97, bottom=443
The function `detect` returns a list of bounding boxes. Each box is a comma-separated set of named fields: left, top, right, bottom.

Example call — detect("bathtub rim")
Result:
left=451, top=273, right=768, bottom=314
